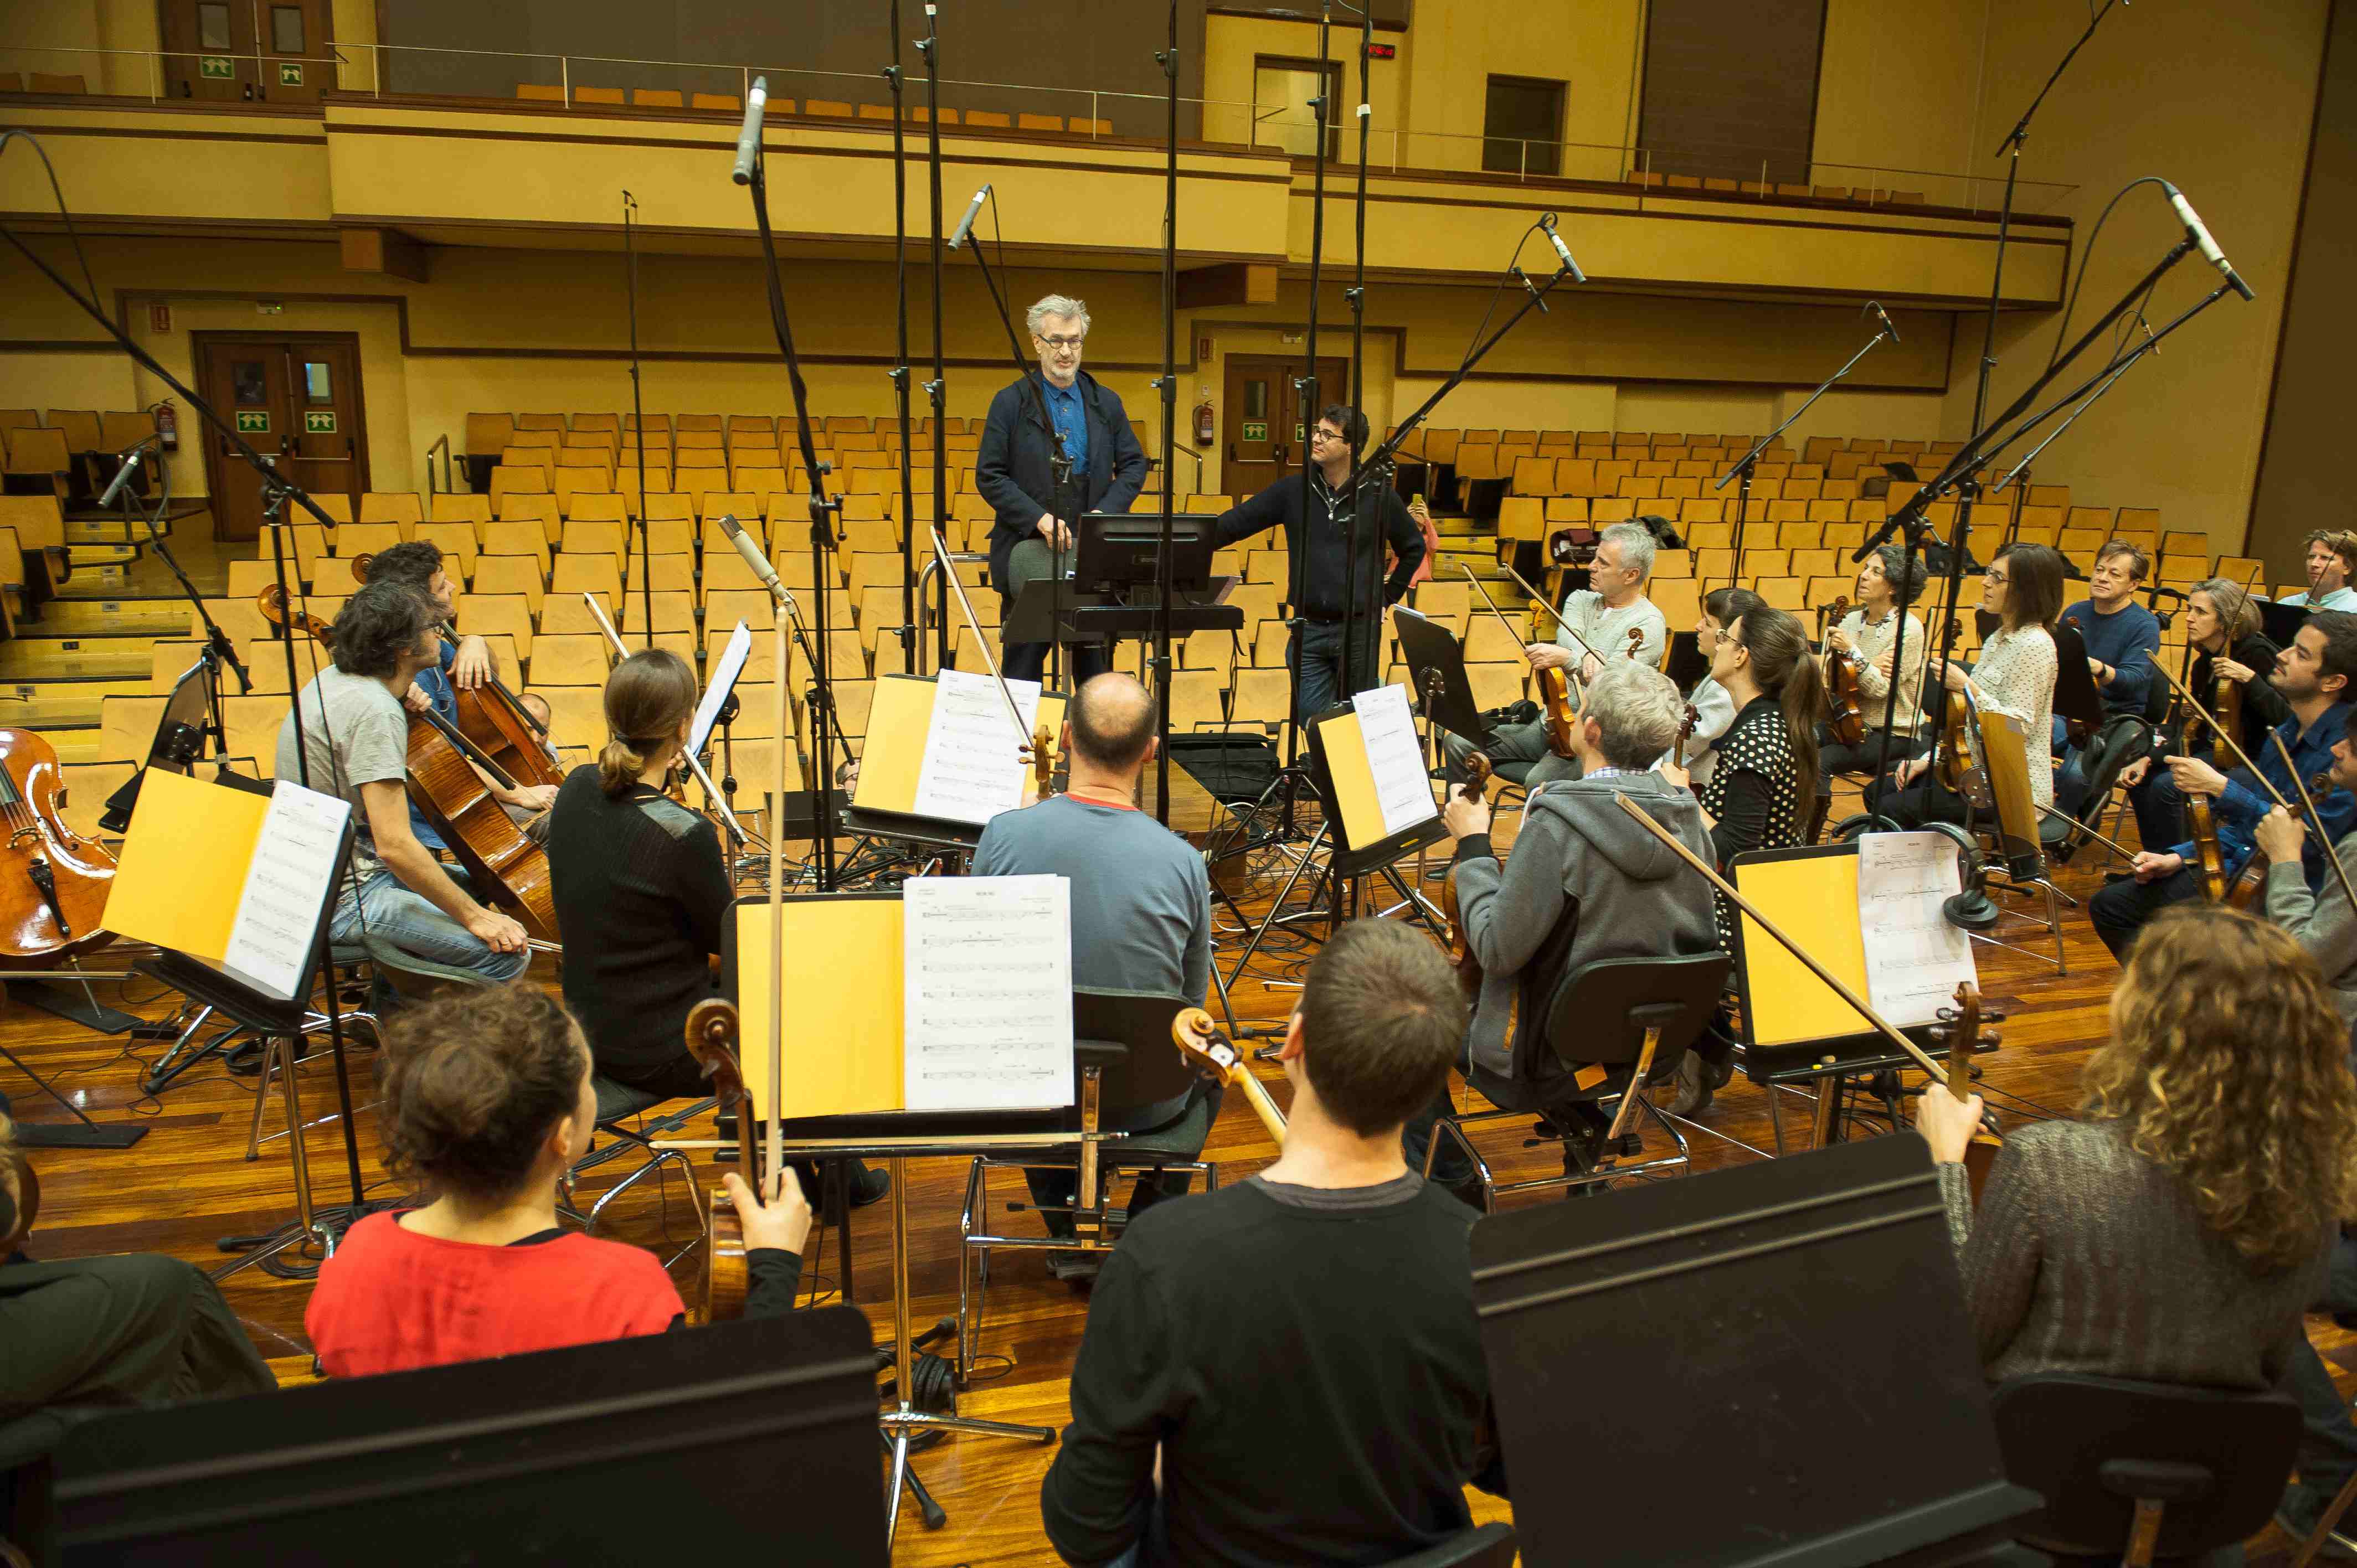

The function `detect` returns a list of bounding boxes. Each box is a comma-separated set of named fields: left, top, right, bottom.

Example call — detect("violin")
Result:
left=1031, top=722, right=1056, bottom=802
left=349, top=553, right=565, bottom=793
left=1673, top=703, right=1700, bottom=770
left=683, top=997, right=754, bottom=1321
left=1930, top=981, right=2004, bottom=1204
left=1171, top=1007, right=1286, bottom=1144
left=1624, top=625, right=1646, bottom=662
left=1932, top=618, right=1993, bottom=811
left=0, top=729, right=116, bottom=964
left=1459, top=565, right=1580, bottom=760
left=1441, top=753, right=1493, bottom=999
left=259, top=587, right=562, bottom=942
left=1819, top=597, right=1867, bottom=749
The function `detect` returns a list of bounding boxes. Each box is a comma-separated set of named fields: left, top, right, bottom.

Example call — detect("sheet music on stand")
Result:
left=1350, top=683, right=1435, bottom=839
left=911, top=668, right=1042, bottom=826
left=1855, top=831, right=1979, bottom=1027
left=692, top=619, right=753, bottom=757
left=902, top=874, right=1072, bottom=1112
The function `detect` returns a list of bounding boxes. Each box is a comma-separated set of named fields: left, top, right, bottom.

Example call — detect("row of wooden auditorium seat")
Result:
left=1, top=410, right=158, bottom=494
left=1627, top=172, right=1929, bottom=205
left=506, top=84, right=1111, bottom=135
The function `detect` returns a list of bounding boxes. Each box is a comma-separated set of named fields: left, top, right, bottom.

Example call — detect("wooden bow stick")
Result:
left=1611, top=793, right=1955, bottom=1089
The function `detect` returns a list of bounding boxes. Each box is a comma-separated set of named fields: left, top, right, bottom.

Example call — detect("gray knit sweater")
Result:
left=1936, top=1118, right=2325, bottom=1388
left=2265, top=832, right=2357, bottom=1026
left=1450, top=770, right=1718, bottom=1081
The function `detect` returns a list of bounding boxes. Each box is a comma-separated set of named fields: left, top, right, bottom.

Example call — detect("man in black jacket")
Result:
left=974, top=293, right=1149, bottom=684
left=1214, top=405, right=1425, bottom=720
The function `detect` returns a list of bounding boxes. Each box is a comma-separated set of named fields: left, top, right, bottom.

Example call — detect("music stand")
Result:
left=1471, top=1137, right=2041, bottom=1568
left=1391, top=607, right=1494, bottom=750
left=99, top=650, right=240, bottom=835
left=1071, top=508, right=1218, bottom=592
left=2048, top=620, right=2105, bottom=741
left=17, top=1308, right=889, bottom=1565
left=2261, top=596, right=2311, bottom=648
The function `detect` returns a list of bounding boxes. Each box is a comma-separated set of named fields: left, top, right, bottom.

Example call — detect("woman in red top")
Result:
left=308, top=983, right=807, bottom=1378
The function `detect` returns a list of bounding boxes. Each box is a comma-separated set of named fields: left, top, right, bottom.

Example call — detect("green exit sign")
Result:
left=277, top=62, right=302, bottom=86
left=1241, top=421, right=1268, bottom=442
left=199, top=55, right=234, bottom=79
left=236, top=410, right=270, bottom=434
left=305, top=410, right=337, bottom=434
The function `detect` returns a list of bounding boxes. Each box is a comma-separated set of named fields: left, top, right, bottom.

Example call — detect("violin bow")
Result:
left=924, top=525, right=1051, bottom=770
left=2272, top=731, right=2357, bottom=919
left=2143, top=654, right=2296, bottom=812
left=1612, top=793, right=1955, bottom=1087
left=1459, top=563, right=1532, bottom=653
left=1496, top=561, right=1609, bottom=664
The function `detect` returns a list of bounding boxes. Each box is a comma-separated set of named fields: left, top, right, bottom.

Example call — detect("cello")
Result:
left=258, top=587, right=562, bottom=942
left=0, top=729, right=116, bottom=964
left=682, top=997, right=754, bottom=1320
left=348, top=553, right=564, bottom=792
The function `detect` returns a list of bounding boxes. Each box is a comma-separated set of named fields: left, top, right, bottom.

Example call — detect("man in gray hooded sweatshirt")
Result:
left=1405, top=659, right=1720, bottom=1187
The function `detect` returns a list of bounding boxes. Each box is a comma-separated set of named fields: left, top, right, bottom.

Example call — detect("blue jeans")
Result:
left=1290, top=618, right=1383, bottom=723
left=329, top=868, right=528, bottom=984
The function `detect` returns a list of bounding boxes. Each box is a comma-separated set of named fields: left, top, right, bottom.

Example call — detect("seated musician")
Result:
left=1871, top=541, right=2063, bottom=832
left=2052, top=541, right=2161, bottom=822
left=359, top=540, right=560, bottom=843
left=2279, top=528, right=2357, bottom=612
left=1213, top=405, right=1426, bottom=721
left=1443, top=521, right=1666, bottom=788
left=2252, top=706, right=2357, bottom=1023
left=543, top=650, right=888, bottom=1204
left=1916, top=905, right=2350, bottom=1397
left=2090, top=612, right=2357, bottom=960
left=972, top=672, right=1213, bottom=1282
left=2112, top=576, right=2285, bottom=859
left=277, top=580, right=529, bottom=987
left=1674, top=586, right=1763, bottom=792
left=1, top=1113, right=275, bottom=1468
left=307, top=984, right=809, bottom=1377
left=1404, top=661, right=1717, bottom=1185
left=1040, top=920, right=1504, bottom=1567
left=1820, top=545, right=1927, bottom=781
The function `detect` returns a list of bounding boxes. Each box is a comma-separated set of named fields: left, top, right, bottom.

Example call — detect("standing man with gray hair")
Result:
left=975, top=293, right=1149, bottom=685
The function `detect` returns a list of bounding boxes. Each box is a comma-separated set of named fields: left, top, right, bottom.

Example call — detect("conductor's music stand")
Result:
left=1471, top=1137, right=2042, bottom=1567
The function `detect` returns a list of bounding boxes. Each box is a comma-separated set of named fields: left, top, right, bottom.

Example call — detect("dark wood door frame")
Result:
left=193, top=329, right=371, bottom=539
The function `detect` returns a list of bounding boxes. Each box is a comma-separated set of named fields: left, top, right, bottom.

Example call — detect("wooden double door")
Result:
left=1222, top=354, right=1349, bottom=499
left=157, top=0, right=336, bottom=104
left=194, top=333, right=369, bottom=543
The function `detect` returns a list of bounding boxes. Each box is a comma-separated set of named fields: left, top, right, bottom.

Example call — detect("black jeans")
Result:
left=1818, top=727, right=1921, bottom=780
left=1025, top=1083, right=1223, bottom=1239
left=2087, top=864, right=2201, bottom=960
left=1002, top=637, right=1108, bottom=688
left=2282, top=1236, right=2357, bottom=1529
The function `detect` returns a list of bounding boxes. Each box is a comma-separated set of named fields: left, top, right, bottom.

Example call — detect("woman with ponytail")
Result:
left=543, top=649, right=730, bottom=1100
left=1659, top=604, right=1826, bottom=1113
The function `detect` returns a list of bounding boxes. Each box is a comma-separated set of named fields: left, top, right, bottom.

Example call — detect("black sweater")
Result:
left=1214, top=470, right=1425, bottom=621
left=545, top=767, right=732, bottom=1080
left=1039, top=1173, right=1502, bottom=1567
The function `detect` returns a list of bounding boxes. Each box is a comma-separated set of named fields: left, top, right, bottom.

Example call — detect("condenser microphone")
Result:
left=1539, top=213, right=1585, bottom=283
left=731, top=76, right=769, bottom=186
left=1869, top=301, right=1901, bottom=343
left=716, top=514, right=792, bottom=611
left=947, top=184, right=991, bottom=251
left=2164, top=184, right=2255, bottom=301
left=97, top=439, right=154, bottom=509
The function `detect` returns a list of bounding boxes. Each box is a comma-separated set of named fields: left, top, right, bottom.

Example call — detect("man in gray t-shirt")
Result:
left=972, top=673, right=1215, bottom=1274
left=275, top=582, right=528, bottom=987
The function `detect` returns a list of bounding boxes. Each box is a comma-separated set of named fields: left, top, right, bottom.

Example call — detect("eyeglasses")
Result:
left=1310, top=427, right=1344, bottom=442
left=1035, top=334, right=1086, bottom=352
left=1983, top=569, right=2009, bottom=585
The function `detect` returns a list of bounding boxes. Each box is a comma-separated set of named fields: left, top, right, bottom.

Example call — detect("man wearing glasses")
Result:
left=1213, top=405, right=1427, bottom=721
left=976, top=294, right=1149, bottom=684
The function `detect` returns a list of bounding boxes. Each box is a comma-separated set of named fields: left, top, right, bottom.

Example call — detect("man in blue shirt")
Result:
left=2090, top=611, right=2357, bottom=958
left=974, top=294, right=1148, bottom=686
left=2054, top=540, right=2162, bottom=820
left=2279, top=529, right=2357, bottom=612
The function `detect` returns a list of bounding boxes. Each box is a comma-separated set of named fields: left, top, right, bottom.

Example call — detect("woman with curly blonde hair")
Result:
left=1917, top=902, right=2357, bottom=1386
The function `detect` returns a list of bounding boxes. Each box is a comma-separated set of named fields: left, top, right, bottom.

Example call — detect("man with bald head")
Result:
left=975, top=673, right=1215, bottom=1278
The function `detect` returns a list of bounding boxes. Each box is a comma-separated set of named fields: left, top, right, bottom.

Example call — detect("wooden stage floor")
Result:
left=4, top=796, right=2348, bottom=1564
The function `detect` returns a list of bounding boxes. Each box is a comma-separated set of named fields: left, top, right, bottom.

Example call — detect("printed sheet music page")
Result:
left=902, top=874, right=1073, bottom=1112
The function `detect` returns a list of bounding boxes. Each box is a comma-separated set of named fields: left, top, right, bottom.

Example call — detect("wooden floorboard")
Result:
left=2, top=784, right=2343, bottom=1563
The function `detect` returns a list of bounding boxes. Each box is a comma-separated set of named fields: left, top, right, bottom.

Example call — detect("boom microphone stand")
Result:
left=622, top=189, right=653, bottom=649
left=883, top=9, right=919, bottom=677
left=918, top=10, right=951, bottom=674
left=1151, top=0, right=1181, bottom=822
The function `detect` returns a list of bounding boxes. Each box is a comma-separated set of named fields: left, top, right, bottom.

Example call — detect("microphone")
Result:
left=715, top=514, right=793, bottom=611
left=731, top=76, right=769, bottom=187
left=947, top=184, right=991, bottom=251
left=2165, top=184, right=2255, bottom=302
left=1868, top=300, right=1901, bottom=343
left=1511, top=267, right=1548, bottom=314
left=97, top=439, right=153, bottom=509
left=1539, top=213, right=1584, bottom=283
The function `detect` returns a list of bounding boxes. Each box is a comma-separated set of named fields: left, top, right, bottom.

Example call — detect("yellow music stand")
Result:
left=842, top=674, right=1068, bottom=852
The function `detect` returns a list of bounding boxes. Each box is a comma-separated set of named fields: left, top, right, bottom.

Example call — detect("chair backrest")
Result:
left=1542, top=952, right=1729, bottom=1076
left=1989, top=1373, right=2299, bottom=1560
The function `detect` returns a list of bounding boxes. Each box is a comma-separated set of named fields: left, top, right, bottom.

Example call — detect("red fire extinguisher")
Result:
left=153, top=399, right=179, bottom=452
left=1194, top=398, right=1214, bottom=445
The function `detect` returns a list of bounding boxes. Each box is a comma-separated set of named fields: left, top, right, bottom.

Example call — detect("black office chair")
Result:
left=561, top=1076, right=715, bottom=1263
left=1990, top=1372, right=2300, bottom=1566
left=1426, top=951, right=1728, bottom=1210
left=1384, top=1520, right=1517, bottom=1567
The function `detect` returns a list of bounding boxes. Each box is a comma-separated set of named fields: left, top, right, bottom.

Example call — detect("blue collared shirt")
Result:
left=2171, top=700, right=2357, bottom=890
left=1041, top=378, right=1089, bottom=477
